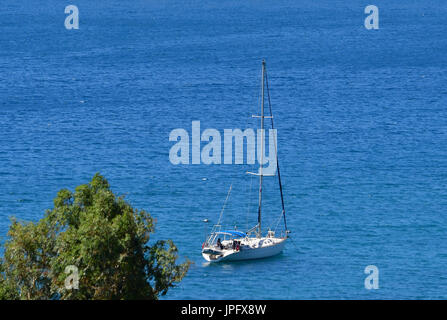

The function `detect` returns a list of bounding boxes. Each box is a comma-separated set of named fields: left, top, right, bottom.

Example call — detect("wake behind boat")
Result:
left=202, top=60, right=290, bottom=263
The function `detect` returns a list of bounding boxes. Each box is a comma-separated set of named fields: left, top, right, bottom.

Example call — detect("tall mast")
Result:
left=257, top=60, right=266, bottom=237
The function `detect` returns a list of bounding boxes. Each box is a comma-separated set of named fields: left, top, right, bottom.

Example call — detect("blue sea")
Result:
left=1, top=0, right=446, bottom=299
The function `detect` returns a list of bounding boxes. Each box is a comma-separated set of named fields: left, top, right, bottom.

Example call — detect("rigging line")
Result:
left=272, top=210, right=284, bottom=233
left=267, top=196, right=284, bottom=232
left=217, top=183, right=232, bottom=227
left=246, top=171, right=254, bottom=231
left=264, top=66, right=288, bottom=232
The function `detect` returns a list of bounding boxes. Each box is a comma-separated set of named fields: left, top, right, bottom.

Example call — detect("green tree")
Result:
left=0, top=173, right=190, bottom=300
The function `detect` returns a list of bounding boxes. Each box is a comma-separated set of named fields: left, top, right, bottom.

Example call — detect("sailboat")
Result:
left=202, top=60, right=290, bottom=263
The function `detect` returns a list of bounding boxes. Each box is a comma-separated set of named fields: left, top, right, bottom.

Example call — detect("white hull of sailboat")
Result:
left=202, top=237, right=286, bottom=263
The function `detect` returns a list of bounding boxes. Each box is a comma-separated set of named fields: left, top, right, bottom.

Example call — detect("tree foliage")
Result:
left=0, top=173, right=190, bottom=300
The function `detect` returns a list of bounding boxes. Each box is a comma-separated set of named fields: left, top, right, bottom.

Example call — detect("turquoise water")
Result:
left=1, top=0, right=447, bottom=299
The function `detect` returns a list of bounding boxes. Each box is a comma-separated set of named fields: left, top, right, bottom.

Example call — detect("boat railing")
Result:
left=204, top=224, right=223, bottom=246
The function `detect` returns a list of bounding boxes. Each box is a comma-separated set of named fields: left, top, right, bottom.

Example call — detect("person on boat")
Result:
left=217, top=238, right=223, bottom=250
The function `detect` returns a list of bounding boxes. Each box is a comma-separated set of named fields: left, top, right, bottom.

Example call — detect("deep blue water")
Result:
left=1, top=0, right=447, bottom=299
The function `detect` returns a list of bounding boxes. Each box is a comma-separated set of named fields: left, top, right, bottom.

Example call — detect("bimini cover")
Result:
left=218, top=230, right=247, bottom=238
